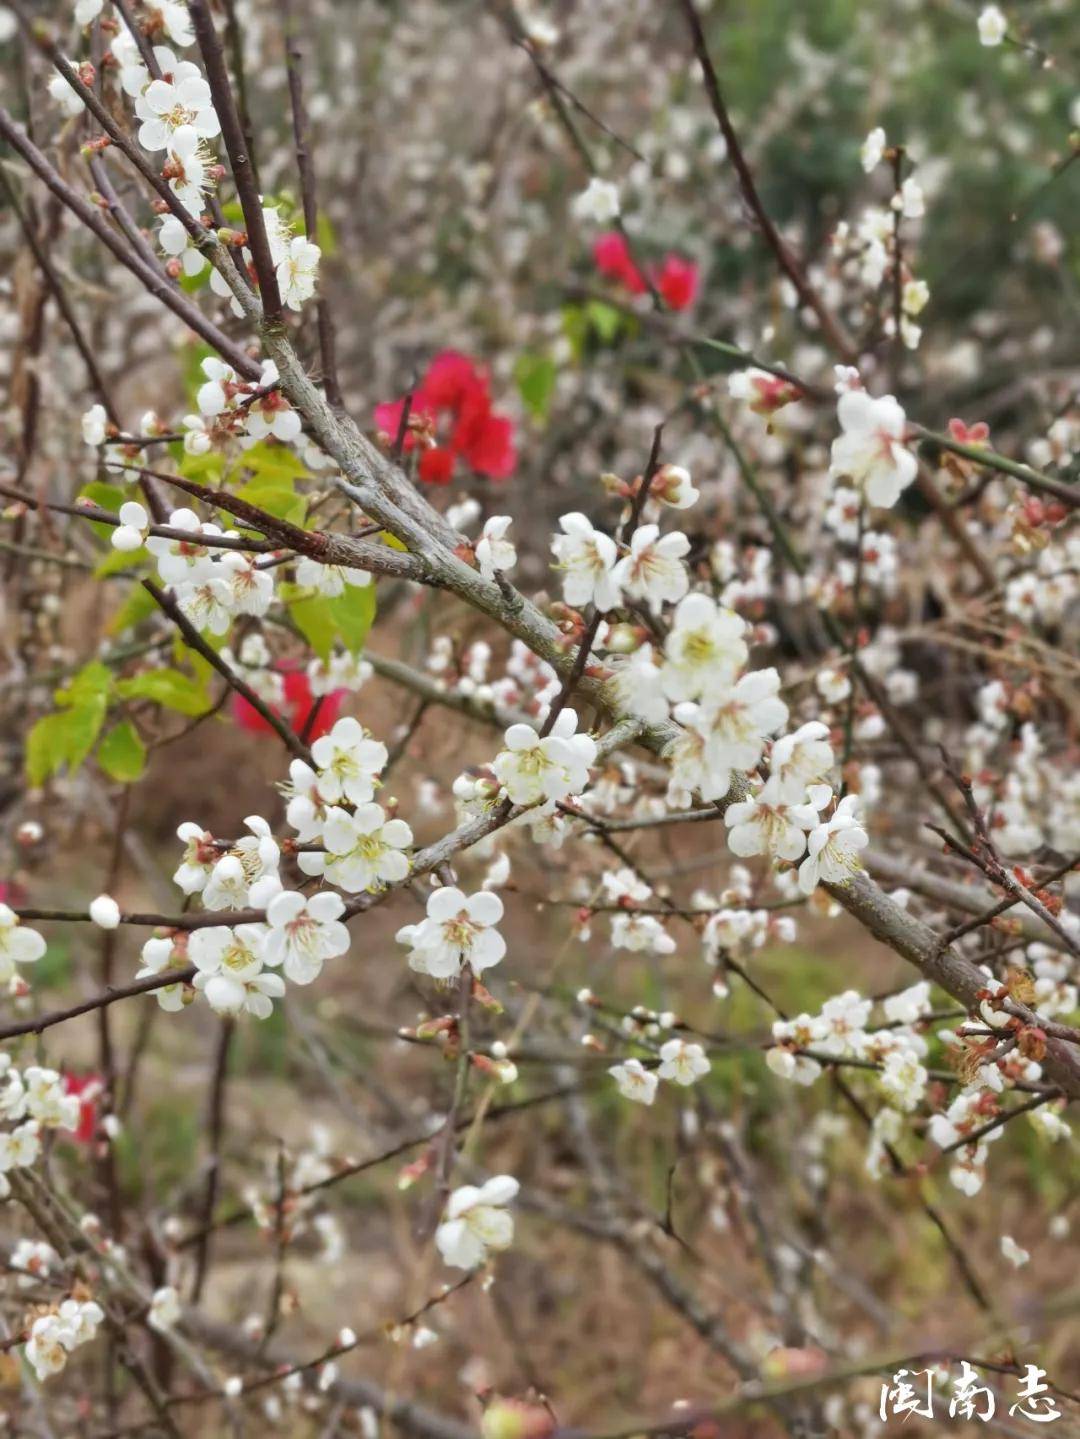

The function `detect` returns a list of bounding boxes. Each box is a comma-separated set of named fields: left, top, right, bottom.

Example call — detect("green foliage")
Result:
left=514, top=352, right=558, bottom=421
left=115, top=667, right=210, bottom=716
left=585, top=299, right=623, bottom=344
left=328, top=582, right=377, bottom=653
left=179, top=341, right=217, bottom=405
left=181, top=441, right=315, bottom=528
left=97, top=721, right=147, bottom=783
left=315, top=210, right=338, bottom=258
left=282, top=580, right=377, bottom=661
left=79, top=481, right=127, bottom=541
left=26, top=658, right=213, bottom=787
left=94, top=545, right=145, bottom=578
left=179, top=263, right=211, bottom=294
left=560, top=301, right=634, bottom=363
left=284, top=588, right=337, bottom=660
left=26, top=662, right=111, bottom=786
left=31, top=935, right=72, bottom=991
left=229, top=442, right=311, bottom=485
left=178, top=448, right=226, bottom=485
left=108, top=582, right=157, bottom=635
left=234, top=475, right=308, bottom=526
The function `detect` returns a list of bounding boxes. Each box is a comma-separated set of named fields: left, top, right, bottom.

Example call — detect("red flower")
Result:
left=592, top=232, right=646, bottom=294
left=654, top=253, right=700, bottom=311
left=64, top=1073, right=103, bottom=1145
left=417, top=447, right=456, bottom=485
left=232, top=665, right=344, bottom=740
left=593, top=232, right=700, bottom=312
left=419, top=350, right=482, bottom=410
left=375, top=350, right=516, bottom=484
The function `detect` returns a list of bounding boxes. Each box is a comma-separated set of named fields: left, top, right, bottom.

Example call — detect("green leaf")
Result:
left=315, top=211, right=338, bottom=258
left=108, top=581, right=157, bottom=635
left=514, top=353, right=557, bottom=422
left=26, top=702, right=107, bottom=786
left=80, top=481, right=125, bottom=513
left=234, top=476, right=307, bottom=526
left=178, top=449, right=226, bottom=484
left=231, top=441, right=311, bottom=483
left=585, top=300, right=622, bottom=345
left=95, top=545, right=145, bottom=578
left=561, top=304, right=589, bottom=363
left=179, top=340, right=216, bottom=405
left=179, top=265, right=211, bottom=294
left=97, top=721, right=147, bottom=783
left=115, top=667, right=210, bottom=716
left=80, top=481, right=127, bottom=540
left=56, top=661, right=113, bottom=709
left=327, top=581, right=376, bottom=654
left=286, top=592, right=336, bottom=661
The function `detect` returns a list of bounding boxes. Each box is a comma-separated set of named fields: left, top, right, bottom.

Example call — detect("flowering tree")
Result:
left=0, top=0, right=1078, bottom=1433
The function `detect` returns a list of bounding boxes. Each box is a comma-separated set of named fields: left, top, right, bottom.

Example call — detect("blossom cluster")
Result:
left=25, top=1298, right=105, bottom=1382
left=766, top=976, right=1073, bottom=1197
left=609, top=1039, right=710, bottom=1105
left=0, top=1054, right=83, bottom=1197
left=51, top=25, right=321, bottom=318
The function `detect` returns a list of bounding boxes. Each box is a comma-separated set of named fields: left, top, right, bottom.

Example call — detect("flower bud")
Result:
left=89, top=895, right=121, bottom=930
left=480, top=1396, right=555, bottom=1439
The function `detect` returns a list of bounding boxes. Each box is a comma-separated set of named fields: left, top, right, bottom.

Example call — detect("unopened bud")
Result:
left=480, top=1396, right=556, bottom=1439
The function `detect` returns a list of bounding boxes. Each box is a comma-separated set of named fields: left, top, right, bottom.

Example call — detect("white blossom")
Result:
left=860, top=126, right=886, bottom=173
left=295, top=557, right=371, bottom=597
left=551, top=513, right=621, bottom=612
left=605, top=644, right=669, bottom=725
left=264, top=890, right=351, bottom=985
left=396, top=887, right=505, bottom=980
left=829, top=391, right=917, bottom=508
left=611, top=525, right=690, bottom=609
left=190, top=924, right=283, bottom=1018
left=475, top=516, right=517, bottom=580
left=48, top=68, right=84, bottom=117
left=111, top=501, right=150, bottom=553
left=609, top=1058, right=659, bottom=1104
left=0, top=905, right=45, bottom=982
left=492, top=710, right=596, bottom=806
left=148, top=1286, right=182, bottom=1332
left=657, top=1039, right=710, bottom=1086
left=1000, top=1234, right=1029, bottom=1268
left=705, top=668, right=789, bottom=771
left=276, top=237, right=321, bottom=309
left=136, top=68, right=220, bottom=151
left=611, top=912, right=676, bottom=955
left=725, top=786, right=827, bottom=862
left=435, top=1175, right=518, bottom=1268
left=661, top=594, right=748, bottom=705
left=309, top=805, right=413, bottom=893
left=761, top=722, right=834, bottom=805
left=136, top=936, right=189, bottom=1012
left=572, top=177, right=620, bottom=224
left=798, top=795, right=870, bottom=893
left=977, top=5, right=1007, bottom=45
left=310, top=718, right=387, bottom=806
left=651, top=464, right=699, bottom=510
left=82, top=403, right=109, bottom=446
